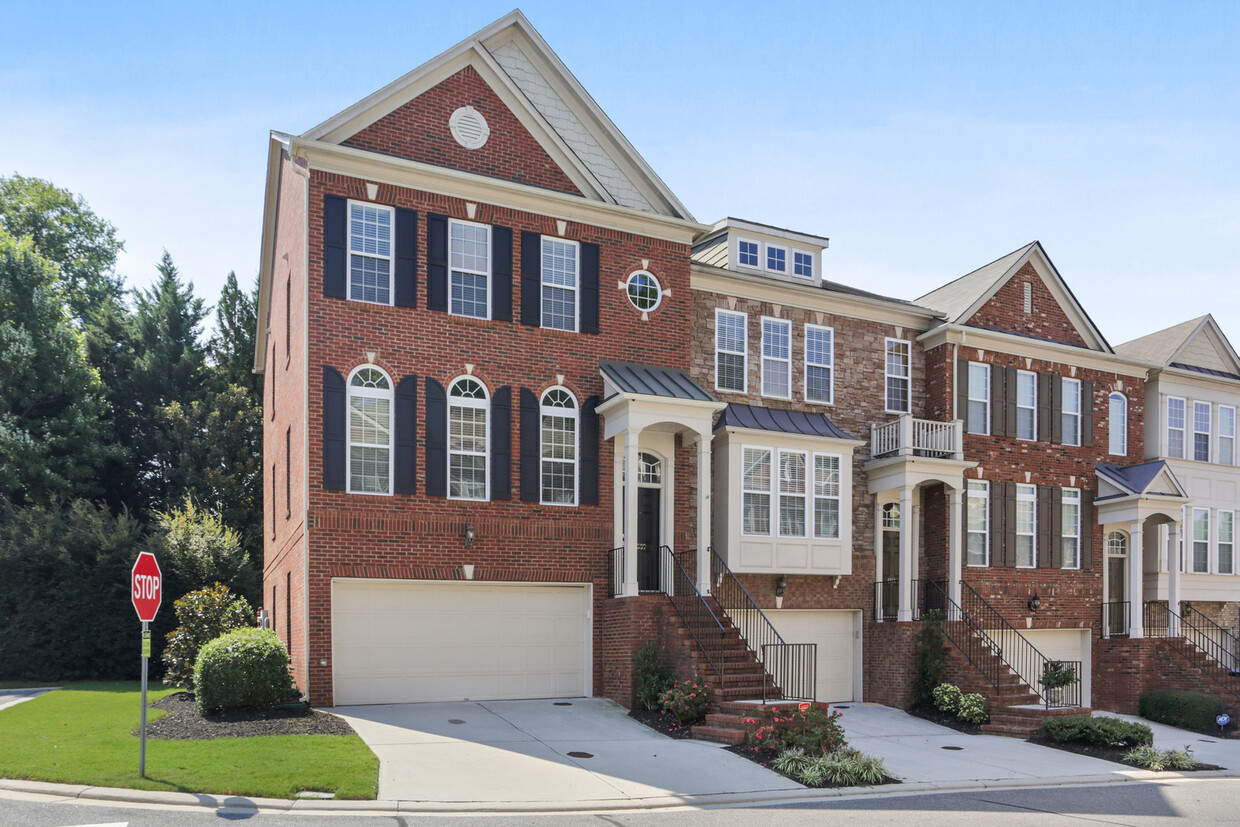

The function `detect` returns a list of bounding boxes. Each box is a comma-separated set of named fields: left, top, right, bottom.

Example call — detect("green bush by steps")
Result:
left=1040, top=715, right=1153, bottom=748
left=1139, top=689, right=1230, bottom=736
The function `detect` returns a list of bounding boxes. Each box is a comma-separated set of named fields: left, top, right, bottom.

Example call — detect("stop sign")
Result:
left=131, top=552, right=162, bottom=622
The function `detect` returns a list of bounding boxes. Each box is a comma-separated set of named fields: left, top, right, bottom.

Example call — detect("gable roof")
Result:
left=917, top=241, right=1112, bottom=353
left=1096, top=461, right=1187, bottom=499
left=300, top=11, right=691, bottom=220
left=1115, top=314, right=1240, bottom=376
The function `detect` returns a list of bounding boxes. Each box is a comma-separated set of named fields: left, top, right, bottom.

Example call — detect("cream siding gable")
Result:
left=1171, top=318, right=1240, bottom=375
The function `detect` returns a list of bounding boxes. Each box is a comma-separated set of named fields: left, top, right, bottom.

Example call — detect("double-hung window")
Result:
left=347, top=367, right=392, bottom=494
left=1062, top=378, right=1082, bottom=446
left=541, top=237, right=578, bottom=331
left=766, top=245, right=787, bottom=273
left=737, top=239, right=759, bottom=268
left=448, top=378, right=488, bottom=500
left=348, top=202, right=393, bottom=304
left=966, top=480, right=989, bottom=566
left=449, top=220, right=490, bottom=318
left=885, top=339, right=911, bottom=413
left=794, top=251, right=814, bottom=278
left=805, top=324, right=834, bottom=403
left=967, top=362, right=990, bottom=435
left=1193, top=401, right=1211, bottom=462
left=540, top=388, right=577, bottom=505
left=1109, top=393, right=1127, bottom=456
left=1220, top=511, right=1235, bottom=575
left=742, top=447, right=772, bottom=535
left=762, top=318, right=792, bottom=398
left=778, top=450, right=807, bottom=537
left=813, top=454, right=840, bottom=539
left=1192, top=508, right=1210, bottom=573
left=1015, top=484, right=1036, bottom=567
left=1016, top=370, right=1037, bottom=440
left=1220, top=406, right=1236, bottom=466
left=1167, top=397, right=1186, bottom=458
left=1062, top=488, right=1081, bottom=569
left=715, top=310, right=747, bottom=393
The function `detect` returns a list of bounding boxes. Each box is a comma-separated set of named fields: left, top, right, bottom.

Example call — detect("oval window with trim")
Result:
left=626, top=270, right=662, bottom=312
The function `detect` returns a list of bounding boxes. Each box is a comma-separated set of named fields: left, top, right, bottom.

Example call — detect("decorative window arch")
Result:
left=1106, top=531, right=1128, bottom=556
left=540, top=387, right=578, bottom=505
left=347, top=366, right=393, bottom=494
left=448, top=377, right=489, bottom=500
left=1109, top=393, right=1128, bottom=456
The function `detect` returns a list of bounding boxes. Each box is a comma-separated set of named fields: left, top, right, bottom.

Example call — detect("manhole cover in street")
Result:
left=835, top=705, right=851, bottom=709
left=941, top=746, right=964, bottom=751
left=554, top=702, right=573, bottom=706
left=448, top=719, right=466, bottom=724
left=567, top=751, right=593, bottom=758
left=1200, top=739, right=1216, bottom=743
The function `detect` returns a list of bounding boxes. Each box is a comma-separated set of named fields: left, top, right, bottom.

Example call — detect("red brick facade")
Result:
left=967, top=262, right=1089, bottom=348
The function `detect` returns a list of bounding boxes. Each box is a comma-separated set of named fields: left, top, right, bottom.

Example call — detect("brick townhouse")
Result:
left=255, top=11, right=1240, bottom=727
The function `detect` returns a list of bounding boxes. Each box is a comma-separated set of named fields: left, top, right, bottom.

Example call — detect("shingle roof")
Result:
left=599, top=360, right=715, bottom=402
left=1114, top=316, right=1209, bottom=364
left=916, top=243, right=1037, bottom=321
left=1096, top=461, right=1180, bottom=496
left=716, top=403, right=856, bottom=440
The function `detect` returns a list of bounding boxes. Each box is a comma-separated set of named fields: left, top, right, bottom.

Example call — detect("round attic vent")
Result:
left=449, top=106, right=490, bottom=150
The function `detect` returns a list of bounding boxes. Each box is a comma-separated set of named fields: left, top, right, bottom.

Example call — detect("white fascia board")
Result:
left=919, top=323, right=1150, bottom=378
left=1153, top=366, right=1240, bottom=396
left=253, top=133, right=289, bottom=374
left=710, top=217, right=831, bottom=249
left=691, top=264, right=939, bottom=330
left=291, top=137, right=708, bottom=244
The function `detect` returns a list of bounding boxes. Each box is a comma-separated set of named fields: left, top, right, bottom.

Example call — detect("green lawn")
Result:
left=0, top=682, right=378, bottom=799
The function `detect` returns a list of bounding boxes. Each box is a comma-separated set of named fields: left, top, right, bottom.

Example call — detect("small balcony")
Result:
left=870, top=415, right=963, bottom=461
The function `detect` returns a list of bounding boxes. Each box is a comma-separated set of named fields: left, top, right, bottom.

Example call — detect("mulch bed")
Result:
left=724, top=743, right=901, bottom=788
left=907, top=704, right=983, bottom=735
left=1027, top=737, right=1225, bottom=771
left=145, top=691, right=356, bottom=740
left=627, top=707, right=694, bottom=739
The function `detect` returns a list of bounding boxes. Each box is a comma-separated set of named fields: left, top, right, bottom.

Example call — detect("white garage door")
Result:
left=1014, top=629, right=1091, bottom=703
left=764, top=610, right=860, bottom=703
left=331, top=580, right=590, bottom=706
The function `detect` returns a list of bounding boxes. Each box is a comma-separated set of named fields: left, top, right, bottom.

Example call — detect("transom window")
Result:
left=625, top=270, right=662, bottom=312
left=1062, top=488, right=1081, bottom=569
left=805, top=324, right=834, bottom=404
left=738, top=239, right=759, bottom=268
left=966, top=480, right=989, bottom=566
left=1016, top=370, right=1037, bottom=441
left=1062, top=378, right=1082, bottom=446
left=637, top=451, right=662, bottom=486
left=715, top=309, right=747, bottom=393
left=778, top=451, right=807, bottom=537
left=1192, top=508, right=1210, bottom=573
left=541, top=237, right=578, bottom=331
left=967, top=362, right=990, bottom=435
left=882, top=502, right=900, bottom=529
left=1221, top=406, right=1236, bottom=466
left=348, top=202, right=392, bottom=304
left=1193, top=401, right=1211, bottom=462
left=448, top=377, right=488, bottom=501
left=348, top=367, right=392, bottom=494
left=449, top=220, right=490, bottom=319
left=742, top=447, right=771, bottom=535
left=885, top=339, right=911, bottom=413
left=1109, top=392, right=1127, bottom=456
left=766, top=245, right=787, bottom=273
left=794, top=251, right=814, bottom=278
left=1015, top=484, right=1036, bottom=567
left=762, top=318, right=792, bottom=398
left=540, top=388, right=577, bottom=505
left=813, top=454, right=840, bottom=539
left=1220, top=511, right=1235, bottom=575
left=1167, top=397, right=1186, bottom=458
left=1106, top=531, right=1127, bottom=556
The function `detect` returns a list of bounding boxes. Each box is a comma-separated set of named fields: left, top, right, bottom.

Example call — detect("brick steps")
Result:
left=982, top=705, right=1092, bottom=738
left=692, top=700, right=834, bottom=745
left=1151, top=638, right=1240, bottom=704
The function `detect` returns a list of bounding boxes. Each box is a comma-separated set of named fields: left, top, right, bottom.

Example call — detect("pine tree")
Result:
left=210, top=270, right=261, bottom=400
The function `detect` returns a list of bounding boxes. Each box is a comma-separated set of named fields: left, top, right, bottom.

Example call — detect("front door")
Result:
left=1107, top=555, right=1126, bottom=635
left=637, top=487, right=661, bottom=591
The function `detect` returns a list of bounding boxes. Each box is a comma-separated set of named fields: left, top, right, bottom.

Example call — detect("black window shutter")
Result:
left=990, top=482, right=1005, bottom=567
left=520, top=388, right=540, bottom=501
left=394, top=209, right=418, bottom=308
left=580, top=395, right=600, bottom=505
left=323, top=195, right=347, bottom=298
left=1081, top=490, right=1095, bottom=568
left=492, top=226, right=513, bottom=322
left=581, top=242, right=600, bottom=334
left=521, top=232, right=541, bottom=326
left=1004, top=482, right=1018, bottom=567
left=1051, top=376, right=1064, bottom=444
left=1082, top=380, right=1095, bottom=447
left=427, top=213, right=448, bottom=312
left=991, top=366, right=1007, bottom=437
left=956, top=358, right=969, bottom=425
left=1037, top=373, right=1053, bottom=442
left=1037, top=486, right=1053, bottom=568
left=394, top=375, right=418, bottom=494
left=322, top=366, right=346, bottom=490
left=491, top=386, right=512, bottom=500
left=1005, top=367, right=1019, bottom=437
left=1049, top=488, right=1064, bottom=568
left=425, top=378, right=447, bottom=497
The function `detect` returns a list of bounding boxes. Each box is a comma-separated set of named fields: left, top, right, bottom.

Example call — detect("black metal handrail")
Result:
left=924, top=580, right=1081, bottom=709
left=1183, top=604, right=1240, bottom=673
left=761, top=643, right=817, bottom=703
left=1100, top=601, right=1129, bottom=638
left=1145, top=602, right=1240, bottom=694
left=874, top=579, right=898, bottom=621
left=609, top=546, right=624, bottom=598
left=660, top=546, right=727, bottom=682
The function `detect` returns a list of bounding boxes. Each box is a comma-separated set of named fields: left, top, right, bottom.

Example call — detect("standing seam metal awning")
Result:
left=599, top=360, right=715, bottom=402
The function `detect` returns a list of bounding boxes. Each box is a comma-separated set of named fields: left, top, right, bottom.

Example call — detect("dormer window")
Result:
left=738, top=239, right=759, bottom=268
left=766, top=245, right=787, bottom=273
left=794, top=251, right=813, bottom=278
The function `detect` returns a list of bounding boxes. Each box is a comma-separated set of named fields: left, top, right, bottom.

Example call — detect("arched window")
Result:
left=637, top=451, right=663, bottom=486
left=540, top=387, right=578, bottom=505
left=448, top=377, right=488, bottom=500
left=1109, top=393, right=1128, bottom=456
left=348, top=366, right=392, bottom=494
left=1106, top=531, right=1128, bottom=556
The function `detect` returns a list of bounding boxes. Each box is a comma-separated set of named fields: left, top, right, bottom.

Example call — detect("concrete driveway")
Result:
left=326, top=697, right=801, bottom=803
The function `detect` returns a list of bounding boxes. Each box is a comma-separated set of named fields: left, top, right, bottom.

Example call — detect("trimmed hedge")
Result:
left=1041, top=715, right=1153, bottom=748
left=193, top=628, right=296, bottom=714
left=1139, top=689, right=1229, bottom=735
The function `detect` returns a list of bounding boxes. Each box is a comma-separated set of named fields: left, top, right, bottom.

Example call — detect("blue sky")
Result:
left=2, top=1, right=1237, bottom=346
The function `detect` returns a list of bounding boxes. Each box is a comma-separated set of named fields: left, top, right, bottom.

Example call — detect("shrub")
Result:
left=773, top=747, right=888, bottom=787
left=958, top=693, right=989, bottom=725
left=161, top=583, right=252, bottom=689
left=633, top=640, right=674, bottom=711
left=152, top=499, right=259, bottom=605
left=747, top=704, right=846, bottom=755
left=914, top=610, right=948, bottom=705
left=1124, top=744, right=1197, bottom=771
left=1139, top=689, right=1229, bottom=735
left=932, top=683, right=963, bottom=714
left=659, top=680, right=710, bottom=725
left=194, top=628, right=296, bottom=714
left=1039, top=661, right=1079, bottom=690
left=1041, top=715, right=1153, bottom=748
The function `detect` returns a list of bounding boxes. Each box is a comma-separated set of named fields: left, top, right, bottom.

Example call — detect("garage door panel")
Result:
left=764, top=610, right=859, bottom=703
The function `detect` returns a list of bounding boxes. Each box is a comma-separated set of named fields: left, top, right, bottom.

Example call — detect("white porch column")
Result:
left=898, top=485, right=914, bottom=622
left=874, top=494, right=885, bottom=620
left=1168, top=521, right=1182, bottom=636
left=696, top=433, right=712, bottom=596
left=623, top=426, right=640, bottom=597
left=1129, top=519, right=1144, bottom=638
left=948, top=486, right=963, bottom=605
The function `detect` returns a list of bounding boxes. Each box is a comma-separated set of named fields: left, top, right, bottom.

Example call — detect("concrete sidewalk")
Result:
left=0, top=687, right=59, bottom=713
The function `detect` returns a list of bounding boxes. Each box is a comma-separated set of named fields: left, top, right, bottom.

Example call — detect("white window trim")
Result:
left=625, top=269, right=663, bottom=313
left=736, top=237, right=761, bottom=270
left=741, top=445, right=774, bottom=537
left=347, top=199, right=395, bottom=306
left=793, top=250, right=814, bottom=279
left=1167, top=396, right=1187, bottom=458
left=448, top=217, right=491, bottom=320
left=715, top=308, right=748, bottom=394
left=447, top=377, right=490, bottom=502
left=1062, top=488, right=1081, bottom=570
left=540, top=235, right=580, bottom=332
left=1016, top=370, right=1037, bottom=441
left=1108, top=392, right=1128, bottom=456
left=967, top=480, right=990, bottom=567
left=1062, top=377, right=1082, bottom=447
left=346, top=365, right=394, bottom=497
left=1192, top=507, right=1211, bottom=573
left=778, top=449, right=808, bottom=538
left=1193, top=400, right=1212, bottom=463
left=1219, top=405, right=1236, bottom=466
left=1219, top=509, right=1235, bottom=575
left=765, top=243, right=788, bottom=273
left=1016, top=484, right=1037, bottom=568
left=812, top=452, right=841, bottom=539
left=967, top=362, right=991, bottom=436
left=761, top=316, right=792, bottom=400
left=539, top=386, right=578, bottom=507
left=884, top=338, right=911, bottom=414
left=804, top=323, right=834, bottom=405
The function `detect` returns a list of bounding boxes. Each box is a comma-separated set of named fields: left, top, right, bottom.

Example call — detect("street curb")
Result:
left=3, top=769, right=1239, bottom=814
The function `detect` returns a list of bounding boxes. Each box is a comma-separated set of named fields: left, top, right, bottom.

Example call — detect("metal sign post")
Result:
left=131, top=552, right=161, bottom=779
left=140, top=622, right=150, bottom=777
